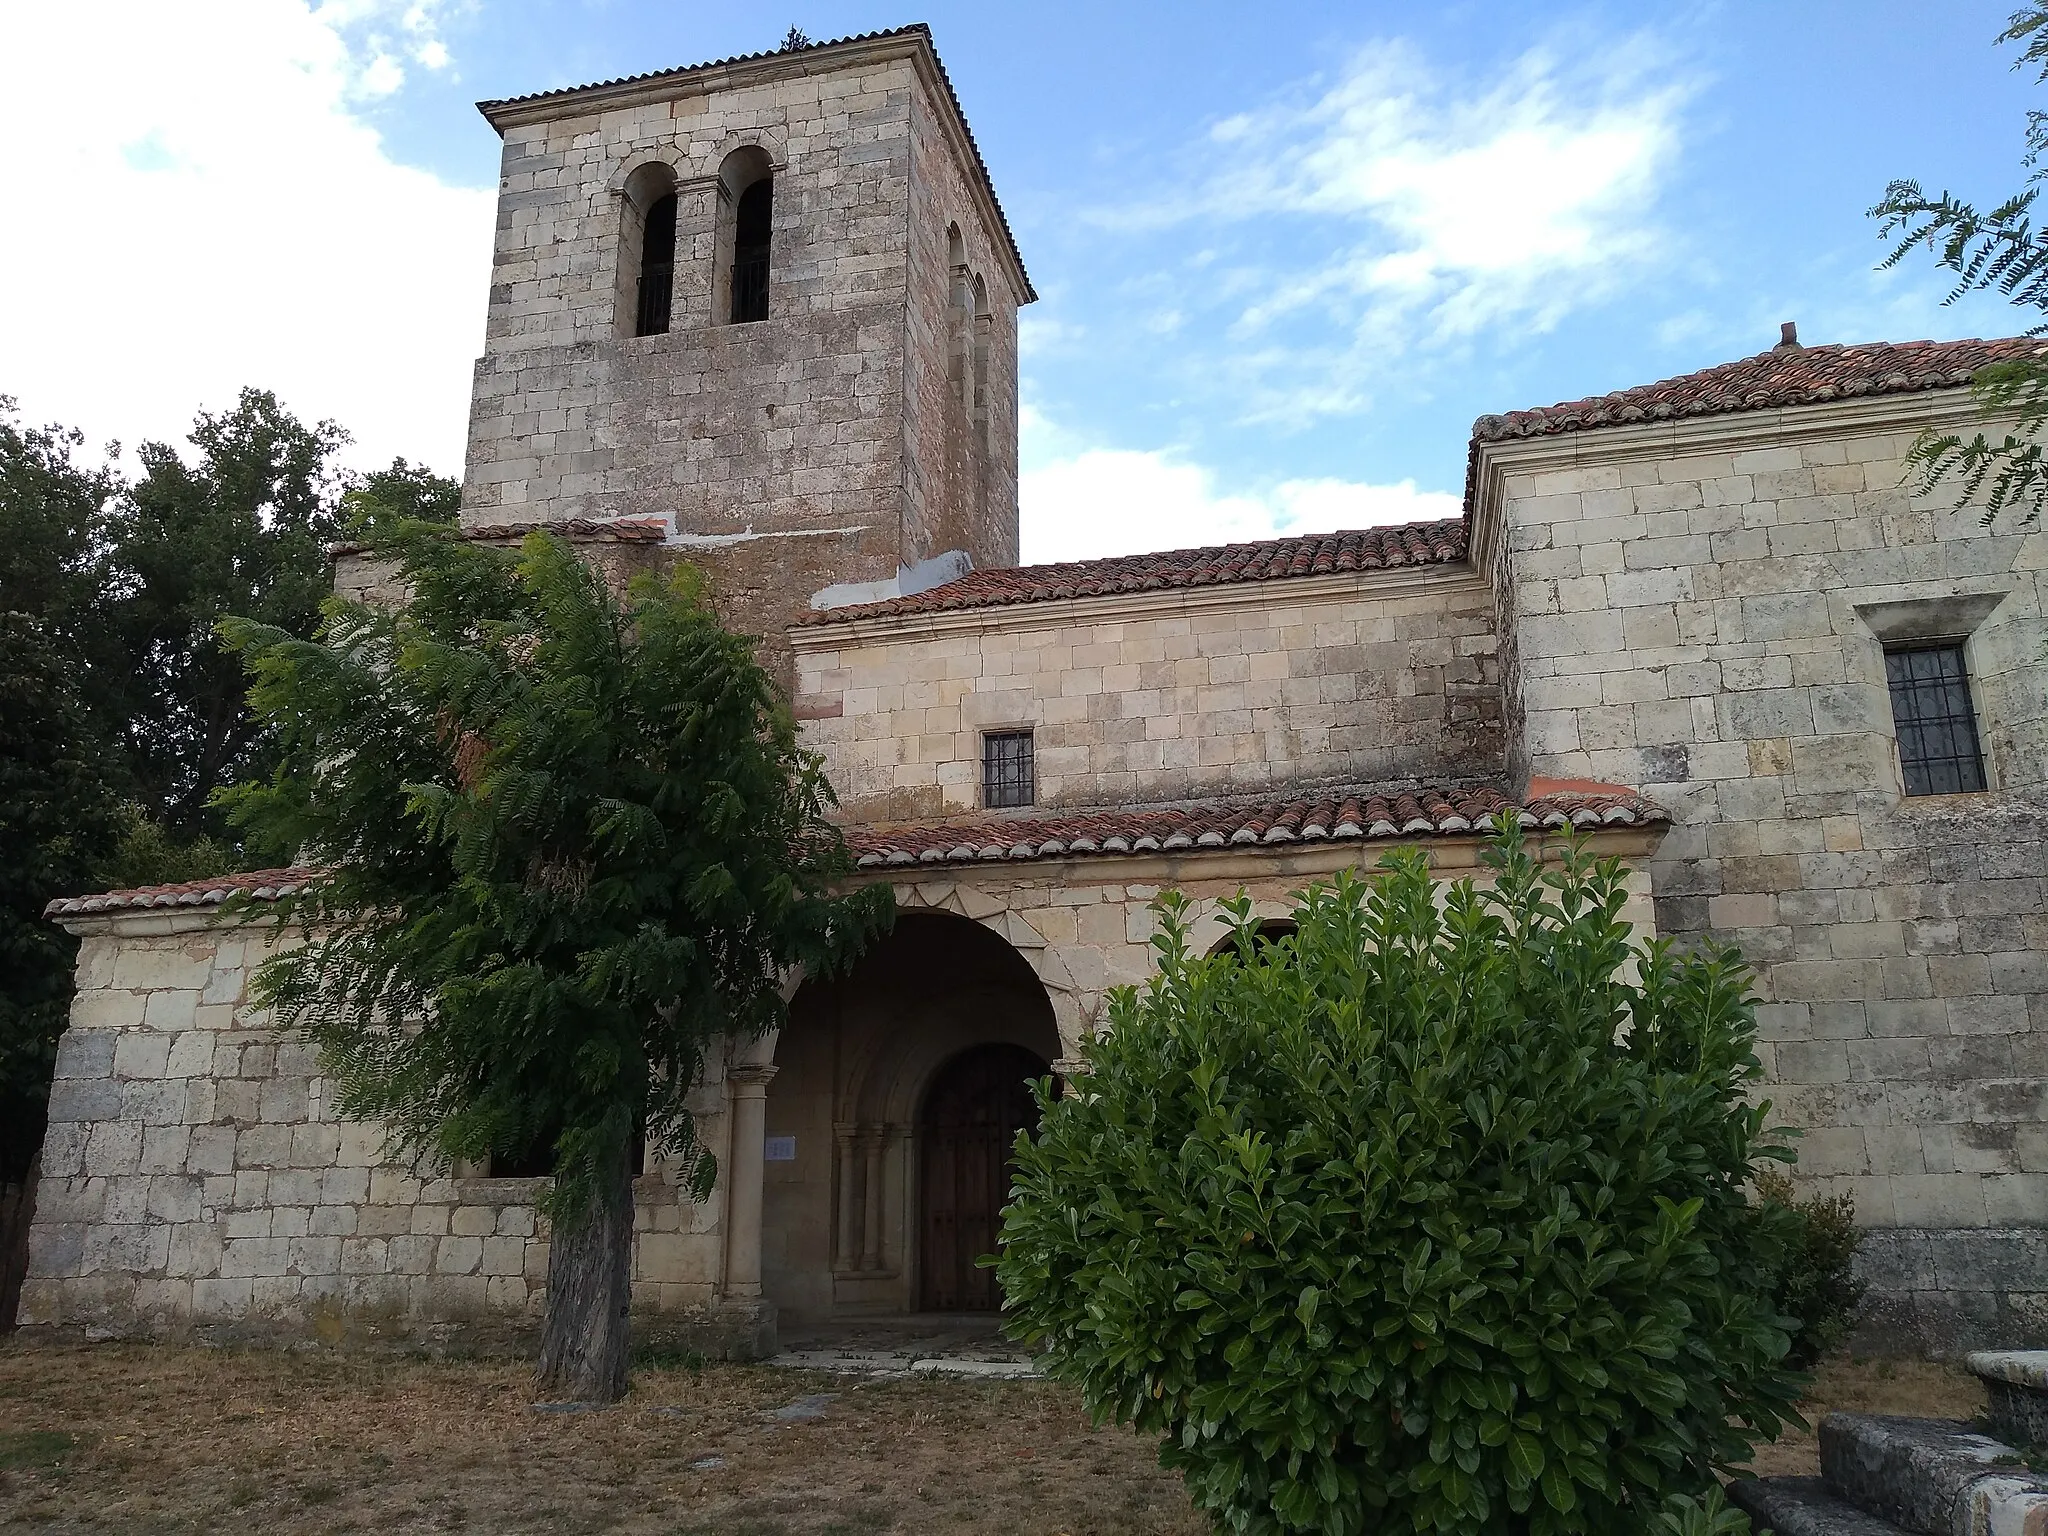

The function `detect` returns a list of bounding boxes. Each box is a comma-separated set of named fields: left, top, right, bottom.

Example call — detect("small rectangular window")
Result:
left=1885, top=643, right=1986, bottom=796
left=983, top=730, right=1035, bottom=809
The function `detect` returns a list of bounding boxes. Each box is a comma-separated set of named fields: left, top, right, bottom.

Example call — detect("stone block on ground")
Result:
left=1729, top=1476, right=1912, bottom=1534
left=1820, top=1413, right=2048, bottom=1535
left=1968, top=1353, right=2048, bottom=1449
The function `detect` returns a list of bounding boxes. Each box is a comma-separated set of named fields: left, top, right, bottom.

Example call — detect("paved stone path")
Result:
left=770, top=1315, right=1042, bottom=1380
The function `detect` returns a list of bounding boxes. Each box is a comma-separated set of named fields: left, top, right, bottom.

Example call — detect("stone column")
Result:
left=722, top=1063, right=777, bottom=1298
left=858, top=1124, right=888, bottom=1272
left=833, top=1122, right=859, bottom=1272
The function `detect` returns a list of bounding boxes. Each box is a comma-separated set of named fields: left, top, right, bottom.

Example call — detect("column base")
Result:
left=634, top=1298, right=778, bottom=1362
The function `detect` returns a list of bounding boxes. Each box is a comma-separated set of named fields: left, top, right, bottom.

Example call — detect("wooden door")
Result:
left=918, top=1044, right=1045, bottom=1311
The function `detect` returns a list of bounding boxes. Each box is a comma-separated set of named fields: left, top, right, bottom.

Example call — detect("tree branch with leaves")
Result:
left=220, top=524, right=890, bottom=1402
left=1873, top=3, right=2048, bottom=525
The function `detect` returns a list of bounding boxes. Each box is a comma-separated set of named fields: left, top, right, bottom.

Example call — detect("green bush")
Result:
left=1650, top=1486, right=1752, bottom=1535
left=1756, top=1170, right=1866, bottom=1369
left=996, top=826, right=1804, bottom=1535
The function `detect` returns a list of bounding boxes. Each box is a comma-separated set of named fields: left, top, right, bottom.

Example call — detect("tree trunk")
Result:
left=534, top=1144, right=635, bottom=1403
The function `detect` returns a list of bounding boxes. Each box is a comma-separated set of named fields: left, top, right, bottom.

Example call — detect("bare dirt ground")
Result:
left=0, top=1340, right=1987, bottom=1533
left=0, top=1339, right=1202, bottom=1534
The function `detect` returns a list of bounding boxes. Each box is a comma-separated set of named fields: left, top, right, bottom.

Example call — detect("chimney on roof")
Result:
left=1774, top=320, right=1801, bottom=351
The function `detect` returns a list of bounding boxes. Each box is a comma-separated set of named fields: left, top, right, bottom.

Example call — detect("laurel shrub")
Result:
left=995, top=826, right=1802, bottom=1535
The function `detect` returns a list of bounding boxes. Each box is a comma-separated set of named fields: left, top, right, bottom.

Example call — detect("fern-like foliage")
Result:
left=1871, top=4, right=2048, bottom=526
left=215, top=522, right=892, bottom=1216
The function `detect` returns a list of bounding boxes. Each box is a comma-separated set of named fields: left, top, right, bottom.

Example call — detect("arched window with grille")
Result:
left=635, top=191, right=677, bottom=337
left=618, top=161, right=679, bottom=339
left=715, top=146, right=775, bottom=326
left=731, top=177, right=771, bottom=323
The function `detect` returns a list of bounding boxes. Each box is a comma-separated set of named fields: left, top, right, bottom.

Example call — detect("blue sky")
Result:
left=0, top=1, right=2037, bottom=561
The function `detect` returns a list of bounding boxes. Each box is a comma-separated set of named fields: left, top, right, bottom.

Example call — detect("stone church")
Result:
left=19, top=26, right=2048, bottom=1356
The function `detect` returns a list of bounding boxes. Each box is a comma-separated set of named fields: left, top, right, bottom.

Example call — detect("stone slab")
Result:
left=1820, top=1413, right=2048, bottom=1535
left=1729, top=1476, right=1912, bottom=1534
left=1969, top=1354, right=2048, bottom=1449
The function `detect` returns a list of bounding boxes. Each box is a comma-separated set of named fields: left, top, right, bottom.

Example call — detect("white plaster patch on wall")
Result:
left=669, top=524, right=869, bottom=550
left=810, top=548, right=974, bottom=611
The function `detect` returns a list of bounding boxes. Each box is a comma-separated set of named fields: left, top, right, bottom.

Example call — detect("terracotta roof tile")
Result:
left=475, top=25, right=1033, bottom=302
left=1473, top=336, right=2046, bottom=444
left=45, top=869, right=315, bottom=919
left=44, top=783, right=1661, bottom=912
left=799, top=520, right=1467, bottom=627
left=845, top=782, right=1665, bottom=869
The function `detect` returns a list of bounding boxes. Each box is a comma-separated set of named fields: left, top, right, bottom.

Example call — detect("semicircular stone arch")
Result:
left=890, top=882, right=1095, bottom=1059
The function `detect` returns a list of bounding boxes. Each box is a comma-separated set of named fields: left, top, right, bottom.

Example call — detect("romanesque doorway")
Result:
left=917, top=1042, right=1046, bottom=1312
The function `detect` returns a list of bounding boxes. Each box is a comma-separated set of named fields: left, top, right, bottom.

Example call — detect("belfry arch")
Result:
left=757, top=908, right=1058, bottom=1320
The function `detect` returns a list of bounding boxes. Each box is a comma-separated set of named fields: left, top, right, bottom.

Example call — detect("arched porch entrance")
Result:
left=761, top=910, right=1058, bottom=1321
left=918, top=1042, right=1046, bottom=1312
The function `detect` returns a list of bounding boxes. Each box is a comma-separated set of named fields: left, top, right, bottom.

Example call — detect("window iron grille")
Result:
left=731, top=177, right=772, bottom=323
left=635, top=267, right=673, bottom=338
left=1885, top=643, right=1987, bottom=796
left=731, top=249, right=769, bottom=323
left=983, top=730, right=1035, bottom=809
left=635, top=193, right=677, bottom=338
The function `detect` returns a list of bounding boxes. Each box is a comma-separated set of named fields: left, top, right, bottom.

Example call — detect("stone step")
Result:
left=1729, top=1476, right=1913, bottom=1534
left=1819, top=1413, right=2048, bottom=1536
left=1968, top=1352, right=2048, bottom=1450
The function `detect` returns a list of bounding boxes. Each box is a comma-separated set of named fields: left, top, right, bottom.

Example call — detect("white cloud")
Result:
left=1097, top=37, right=1688, bottom=425
left=1019, top=409, right=1460, bottom=564
left=0, top=0, right=492, bottom=476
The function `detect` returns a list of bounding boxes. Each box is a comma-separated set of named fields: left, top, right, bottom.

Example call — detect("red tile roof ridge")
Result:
left=845, top=780, right=1666, bottom=870
left=1473, top=335, right=2046, bottom=445
left=45, top=868, right=319, bottom=919
left=798, top=519, right=1468, bottom=627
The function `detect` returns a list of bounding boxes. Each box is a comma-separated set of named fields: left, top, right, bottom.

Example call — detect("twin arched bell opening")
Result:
left=624, top=146, right=775, bottom=338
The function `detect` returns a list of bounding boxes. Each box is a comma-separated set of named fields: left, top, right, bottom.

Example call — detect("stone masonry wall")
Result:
left=793, top=569, right=1504, bottom=822
left=462, top=44, right=1024, bottom=677
left=19, top=911, right=734, bottom=1343
left=901, top=73, right=1022, bottom=573
left=1486, top=396, right=2048, bottom=1274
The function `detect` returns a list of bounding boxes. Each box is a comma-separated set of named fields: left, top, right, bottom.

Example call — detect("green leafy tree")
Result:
left=220, top=525, right=890, bottom=1401
left=0, top=399, right=123, bottom=656
left=107, top=388, right=354, bottom=847
left=996, top=828, right=1803, bottom=1535
left=0, top=614, right=126, bottom=1189
left=1873, top=3, right=2048, bottom=524
left=0, top=404, right=129, bottom=1202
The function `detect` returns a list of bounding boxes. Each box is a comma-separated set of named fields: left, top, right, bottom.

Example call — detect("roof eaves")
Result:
left=473, top=24, right=1032, bottom=302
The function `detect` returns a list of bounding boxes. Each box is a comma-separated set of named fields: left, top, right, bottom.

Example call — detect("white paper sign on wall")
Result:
left=764, top=1135, right=797, bottom=1163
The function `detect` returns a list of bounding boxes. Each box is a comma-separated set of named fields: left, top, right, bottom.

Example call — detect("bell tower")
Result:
left=463, top=26, right=1032, bottom=670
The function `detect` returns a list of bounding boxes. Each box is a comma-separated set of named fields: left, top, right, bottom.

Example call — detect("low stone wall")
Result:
left=1853, top=1227, right=2048, bottom=1355
left=15, top=908, right=755, bottom=1354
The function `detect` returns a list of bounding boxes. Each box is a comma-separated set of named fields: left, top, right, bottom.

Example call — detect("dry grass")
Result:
left=1739, top=1352, right=1987, bottom=1479
left=0, top=1339, right=1202, bottom=1534
left=0, top=1339, right=1988, bottom=1532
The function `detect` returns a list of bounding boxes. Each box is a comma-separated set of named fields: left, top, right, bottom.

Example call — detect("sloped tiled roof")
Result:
left=1474, top=337, right=2046, bottom=444
left=43, top=783, right=1663, bottom=913
left=799, top=521, right=1467, bottom=627
left=45, top=869, right=315, bottom=919
left=845, top=782, right=1665, bottom=869
left=475, top=24, right=1034, bottom=301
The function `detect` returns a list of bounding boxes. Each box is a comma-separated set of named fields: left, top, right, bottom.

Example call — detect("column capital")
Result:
left=728, top=1062, right=778, bottom=1092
